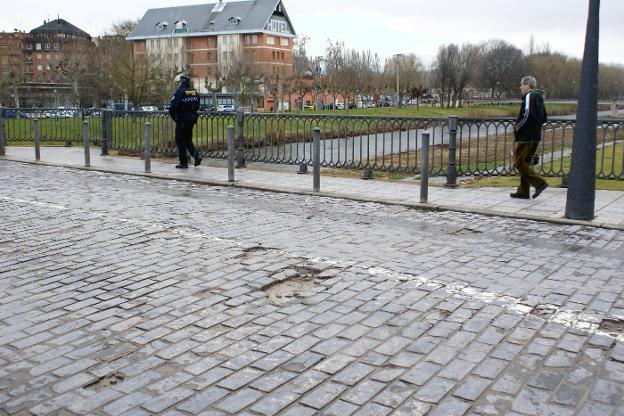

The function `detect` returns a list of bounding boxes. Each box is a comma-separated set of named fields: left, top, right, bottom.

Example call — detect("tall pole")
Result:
left=396, top=70, right=400, bottom=107
left=565, top=0, right=600, bottom=220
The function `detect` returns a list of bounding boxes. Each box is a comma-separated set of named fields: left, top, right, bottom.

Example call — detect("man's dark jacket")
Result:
left=168, top=83, right=200, bottom=124
left=515, top=90, right=548, bottom=142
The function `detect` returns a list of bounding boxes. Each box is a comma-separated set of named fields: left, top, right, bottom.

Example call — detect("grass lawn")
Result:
left=460, top=142, right=624, bottom=191
left=299, top=103, right=576, bottom=118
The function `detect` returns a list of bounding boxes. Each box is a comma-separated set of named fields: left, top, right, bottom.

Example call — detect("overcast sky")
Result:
left=1, top=0, right=622, bottom=66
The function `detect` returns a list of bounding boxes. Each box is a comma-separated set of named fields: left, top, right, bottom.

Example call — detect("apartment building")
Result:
left=128, top=0, right=295, bottom=111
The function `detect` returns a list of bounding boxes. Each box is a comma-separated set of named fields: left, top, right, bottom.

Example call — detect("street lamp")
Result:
left=393, top=53, right=404, bottom=107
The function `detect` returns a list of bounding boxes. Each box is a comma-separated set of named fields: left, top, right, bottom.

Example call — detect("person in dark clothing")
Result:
left=511, top=76, right=549, bottom=199
left=168, top=74, right=202, bottom=169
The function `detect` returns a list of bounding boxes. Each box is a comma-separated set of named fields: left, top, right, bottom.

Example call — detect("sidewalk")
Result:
left=2, top=146, right=624, bottom=230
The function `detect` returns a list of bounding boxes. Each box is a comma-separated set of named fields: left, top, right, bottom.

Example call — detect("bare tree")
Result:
left=223, top=52, right=266, bottom=109
left=478, top=39, right=523, bottom=100
left=385, top=53, right=425, bottom=107
left=97, top=20, right=172, bottom=107
left=0, top=57, right=26, bottom=108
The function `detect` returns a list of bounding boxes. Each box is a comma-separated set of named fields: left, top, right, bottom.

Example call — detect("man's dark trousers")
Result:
left=513, top=142, right=546, bottom=196
left=175, top=121, right=197, bottom=166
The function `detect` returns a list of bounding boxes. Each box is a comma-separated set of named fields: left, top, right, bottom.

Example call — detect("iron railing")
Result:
left=2, top=109, right=623, bottom=180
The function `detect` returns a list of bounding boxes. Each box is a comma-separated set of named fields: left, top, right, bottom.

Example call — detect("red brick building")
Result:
left=128, top=0, right=295, bottom=111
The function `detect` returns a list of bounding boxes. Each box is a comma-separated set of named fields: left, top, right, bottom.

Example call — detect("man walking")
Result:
left=168, top=74, right=202, bottom=169
left=511, top=76, right=548, bottom=199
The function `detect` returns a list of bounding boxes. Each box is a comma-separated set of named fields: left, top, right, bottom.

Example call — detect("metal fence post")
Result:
left=83, top=121, right=90, bottom=167
left=236, top=111, right=246, bottom=168
left=445, top=116, right=458, bottom=188
left=228, top=125, right=235, bottom=182
left=33, top=119, right=40, bottom=161
left=101, top=110, right=110, bottom=155
left=0, top=119, right=5, bottom=156
left=313, top=127, right=320, bottom=192
left=144, top=122, right=151, bottom=173
left=420, top=132, right=430, bottom=203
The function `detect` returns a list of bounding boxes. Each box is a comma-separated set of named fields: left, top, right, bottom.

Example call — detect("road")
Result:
left=1, top=162, right=624, bottom=415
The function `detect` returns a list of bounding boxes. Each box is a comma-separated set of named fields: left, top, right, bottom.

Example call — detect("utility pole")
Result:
left=565, top=0, right=600, bottom=220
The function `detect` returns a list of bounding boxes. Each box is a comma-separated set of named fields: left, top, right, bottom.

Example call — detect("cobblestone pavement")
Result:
left=1, top=161, right=624, bottom=416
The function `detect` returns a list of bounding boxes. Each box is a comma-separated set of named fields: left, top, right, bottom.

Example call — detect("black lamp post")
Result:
left=565, top=0, right=600, bottom=220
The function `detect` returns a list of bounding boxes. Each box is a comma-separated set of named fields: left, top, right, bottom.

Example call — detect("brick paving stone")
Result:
left=286, top=369, right=330, bottom=394
left=217, top=367, right=263, bottom=390
left=342, top=380, right=386, bottom=405
left=103, top=391, right=153, bottom=415
left=176, top=387, right=229, bottom=414
left=249, top=388, right=299, bottom=416
left=510, top=387, right=551, bottom=414
left=214, top=387, right=264, bottom=414
left=141, top=387, right=194, bottom=413
left=299, top=381, right=347, bottom=409
left=400, top=361, right=441, bottom=386
left=413, top=377, right=456, bottom=404
left=453, top=376, right=491, bottom=401
left=373, top=380, right=417, bottom=408
left=250, top=369, right=298, bottom=393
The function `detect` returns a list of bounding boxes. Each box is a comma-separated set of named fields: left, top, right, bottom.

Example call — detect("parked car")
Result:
left=217, top=104, right=236, bottom=113
left=140, top=106, right=159, bottom=112
left=335, top=103, right=345, bottom=110
left=0, top=109, right=30, bottom=118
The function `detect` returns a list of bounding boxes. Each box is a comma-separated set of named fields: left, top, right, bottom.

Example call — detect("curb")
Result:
left=3, top=157, right=624, bottom=232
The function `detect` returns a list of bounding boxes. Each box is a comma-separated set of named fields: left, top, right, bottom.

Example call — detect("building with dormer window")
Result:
left=128, top=0, right=295, bottom=111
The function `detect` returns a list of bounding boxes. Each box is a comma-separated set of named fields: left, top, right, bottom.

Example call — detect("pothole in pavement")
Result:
left=262, top=266, right=337, bottom=305
left=531, top=304, right=558, bottom=319
left=600, top=317, right=624, bottom=334
left=83, top=372, right=125, bottom=391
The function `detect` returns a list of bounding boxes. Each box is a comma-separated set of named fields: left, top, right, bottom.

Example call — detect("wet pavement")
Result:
left=1, top=146, right=624, bottom=230
left=0, top=151, right=624, bottom=415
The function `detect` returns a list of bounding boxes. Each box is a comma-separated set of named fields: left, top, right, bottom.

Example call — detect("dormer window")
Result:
left=174, top=20, right=188, bottom=33
left=228, top=16, right=242, bottom=25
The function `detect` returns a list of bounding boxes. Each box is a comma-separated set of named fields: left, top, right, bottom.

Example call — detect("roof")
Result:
left=30, top=19, right=91, bottom=39
left=128, top=0, right=295, bottom=40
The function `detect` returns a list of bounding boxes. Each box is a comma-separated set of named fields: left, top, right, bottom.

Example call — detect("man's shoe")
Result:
left=510, top=192, right=530, bottom=199
left=175, top=164, right=189, bottom=169
left=194, top=156, right=203, bottom=167
left=533, top=182, right=549, bottom=199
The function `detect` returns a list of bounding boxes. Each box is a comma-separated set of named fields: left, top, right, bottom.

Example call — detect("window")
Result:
left=37, top=54, right=42, bottom=61
left=44, top=43, right=50, bottom=50
left=46, top=64, right=51, bottom=70
left=280, top=38, right=289, bottom=47
left=37, top=64, right=42, bottom=71
left=252, top=35, right=258, bottom=44
left=53, top=43, right=59, bottom=50
left=266, top=36, right=275, bottom=45
left=36, top=43, right=41, bottom=50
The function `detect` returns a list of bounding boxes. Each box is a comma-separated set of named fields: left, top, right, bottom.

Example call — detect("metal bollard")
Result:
left=312, top=127, right=320, bottom=192
left=83, top=121, right=90, bottom=167
left=420, top=132, right=430, bottom=203
left=227, top=125, right=235, bottom=182
left=101, top=110, right=111, bottom=155
left=144, top=122, right=151, bottom=173
left=0, top=119, right=5, bottom=156
left=236, top=111, right=246, bottom=168
left=445, top=116, right=458, bottom=188
left=33, top=119, right=41, bottom=161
